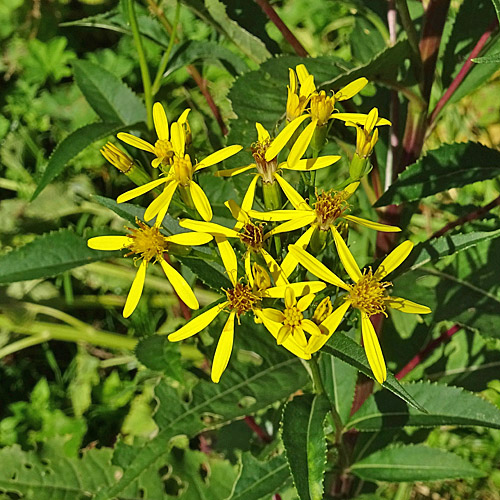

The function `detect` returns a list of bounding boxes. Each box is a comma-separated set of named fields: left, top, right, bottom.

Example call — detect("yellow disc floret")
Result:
left=239, top=222, right=264, bottom=252
left=153, top=139, right=174, bottom=165
left=126, top=220, right=168, bottom=263
left=283, top=305, right=303, bottom=328
left=348, top=269, right=391, bottom=317
left=225, top=283, right=261, bottom=317
left=172, top=154, right=193, bottom=186
left=314, top=190, right=350, bottom=231
left=309, top=91, right=335, bottom=127
left=251, top=139, right=278, bottom=184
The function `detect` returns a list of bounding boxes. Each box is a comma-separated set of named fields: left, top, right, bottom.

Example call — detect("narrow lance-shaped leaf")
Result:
left=351, top=445, right=485, bottom=482
left=346, top=380, right=500, bottom=431
left=282, top=394, right=330, bottom=500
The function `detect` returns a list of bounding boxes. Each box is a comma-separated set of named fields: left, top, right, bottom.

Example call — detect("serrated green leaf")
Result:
left=322, top=335, right=426, bottom=413
left=135, top=336, right=183, bottom=381
left=346, top=381, right=500, bottom=431
left=165, top=40, right=249, bottom=78
left=227, top=452, right=290, bottom=500
left=73, top=59, right=146, bottom=125
left=95, top=325, right=309, bottom=500
left=0, top=229, right=120, bottom=284
left=351, top=445, right=485, bottom=482
left=472, top=51, right=500, bottom=63
left=282, top=394, right=330, bottom=500
left=32, top=121, right=124, bottom=200
left=376, top=142, right=500, bottom=206
left=319, top=354, right=357, bottom=425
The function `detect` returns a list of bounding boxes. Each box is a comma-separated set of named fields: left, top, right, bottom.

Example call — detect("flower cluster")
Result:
left=91, top=65, right=430, bottom=384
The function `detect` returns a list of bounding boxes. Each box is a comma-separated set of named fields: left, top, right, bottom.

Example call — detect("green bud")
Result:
left=349, top=153, right=371, bottom=181
left=309, top=227, right=327, bottom=254
left=262, top=182, right=282, bottom=211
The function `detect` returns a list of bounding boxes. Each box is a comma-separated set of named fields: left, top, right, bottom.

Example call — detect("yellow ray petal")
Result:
left=152, top=158, right=163, bottom=169
left=344, top=215, right=401, bottom=232
left=144, top=181, right=178, bottom=221
left=288, top=67, right=297, bottom=93
left=179, top=219, right=239, bottom=238
left=288, top=245, right=349, bottom=289
left=170, top=122, right=185, bottom=157
left=301, top=318, right=322, bottom=337
left=168, top=302, right=227, bottom=341
left=374, top=240, right=414, bottom=280
left=240, top=174, right=260, bottom=215
left=117, top=177, right=168, bottom=204
left=195, top=145, right=243, bottom=171
left=334, top=77, right=368, bottom=101
left=386, top=296, right=431, bottom=314
left=225, top=199, right=249, bottom=227
left=87, top=236, right=130, bottom=251
left=292, top=327, right=308, bottom=348
left=214, top=164, right=256, bottom=177
left=261, top=308, right=285, bottom=323
left=123, top=260, right=147, bottom=318
left=361, top=312, right=387, bottom=384
left=248, top=209, right=310, bottom=222
left=344, top=182, right=360, bottom=198
left=260, top=248, right=288, bottom=286
left=256, top=122, right=270, bottom=142
left=211, top=312, right=235, bottom=383
left=287, top=119, right=318, bottom=166
left=265, top=280, right=326, bottom=298
left=297, top=293, right=315, bottom=311
left=285, top=287, right=295, bottom=308
left=333, top=113, right=391, bottom=126
left=264, top=115, right=309, bottom=161
left=178, top=108, right=191, bottom=123
left=299, top=73, right=315, bottom=97
left=153, top=102, right=169, bottom=140
left=266, top=215, right=314, bottom=238
left=308, top=300, right=351, bottom=354
left=274, top=173, right=309, bottom=210
left=277, top=324, right=292, bottom=345
left=189, top=181, right=213, bottom=221
left=165, top=232, right=213, bottom=246
left=117, top=133, right=155, bottom=153
left=282, top=155, right=341, bottom=171
left=244, top=251, right=253, bottom=287
left=216, top=235, right=238, bottom=286
left=160, top=258, right=199, bottom=310
left=154, top=200, right=171, bottom=228
left=332, top=227, right=362, bottom=282
left=281, top=226, right=316, bottom=278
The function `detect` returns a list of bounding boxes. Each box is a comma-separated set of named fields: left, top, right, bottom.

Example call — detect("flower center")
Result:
left=309, top=91, right=335, bottom=126
left=348, top=269, right=390, bottom=317
left=225, top=283, right=260, bottom=316
left=251, top=140, right=278, bottom=184
left=154, top=139, right=174, bottom=163
left=283, top=306, right=303, bottom=328
left=313, top=190, right=350, bottom=230
left=239, top=222, right=264, bottom=251
left=126, top=220, right=168, bottom=263
left=172, top=155, right=193, bottom=186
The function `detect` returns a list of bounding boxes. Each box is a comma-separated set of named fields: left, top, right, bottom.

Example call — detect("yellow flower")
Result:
left=118, top=102, right=190, bottom=169
left=249, top=182, right=400, bottom=276
left=347, top=107, right=382, bottom=159
left=286, top=64, right=316, bottom=122
left=116, top=116, right=243, bottom=224
left=167, top=250, right=325, bottom=382
left=215, top=121, right=340, bottom=210
left=101, top=142, right=134, bottom=173
left=87, top=220, right=212, bottom=318
left=288, top=234, right=431, bottom=384
left=260, top=287, right=322, bottom=348
left=178, top=200, right=291, bottom=287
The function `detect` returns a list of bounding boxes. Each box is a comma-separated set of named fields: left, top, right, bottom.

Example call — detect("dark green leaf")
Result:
left=32, top=122, right=124, bottom=200
left=227, top=452, right=290, bottom=500
left=319, top=354, right=357, bottom=425
left=322, top=335, right=426, bottom=412
left=376, top=142, right=500, bottom=206
left=282, top=394, right=330, bottom=500
left=346, top=381, right=500, bottom=431
left=72, top=59, right=146, bottom=125
left=135, top=336, right=183, bottom=381
left=351, top=445, right=485, bottom=482
left=0, top=229, right=120, bottom=284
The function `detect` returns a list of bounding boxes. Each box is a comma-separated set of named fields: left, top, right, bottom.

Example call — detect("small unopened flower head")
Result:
left=350, top=107, right=380, bottom=159
left=252, top=263, right=271, bottom=292
left=286, top=65, right=315, bottom=122
left=312, top=297, right=333, bottom=325
left=101, top=142, right=134, bottom=173
left=309, top=91, right=335, bottom=127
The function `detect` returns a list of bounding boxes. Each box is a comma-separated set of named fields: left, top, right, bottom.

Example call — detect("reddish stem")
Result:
left=396, top=324, right=461, bottom=380
left=430, top=194, right=500, bottom=239
left=429, top=19, right=498, bottom=125
left=244, top=416, right=272, bottom=443
left=253, top=0, right=309, bottom=57
left=163, top=254, right=192, bottom=321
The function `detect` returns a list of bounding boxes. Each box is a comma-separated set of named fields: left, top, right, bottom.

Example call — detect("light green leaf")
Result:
left=95, top=326, right=309, bottom=500
left=322, top=334, right=426, bottom=412
left=376, top=142, right=500, bottom=206
left=282, top=394, right=330, bottom=500
left=472, top=51, right=500, bottom=63
left=346, top=381, right=500, bottom=431
left=351, top=445, right=485, bottom=482
left=32, top=121, right=124, bottom=200
left=227, top=452, right=290, bottom=500
left=319, top=354, right=357, bottom=425
left=0, top=228, right=120, bottom=284
left=72, top=59, right=147, bottom=125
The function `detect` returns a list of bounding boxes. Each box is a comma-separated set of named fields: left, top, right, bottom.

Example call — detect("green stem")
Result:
left=128, top=0, right=153, bottom=130
left=0, top=332, right=51, bottom=359
left=151, top=0, right=181, bottom=96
